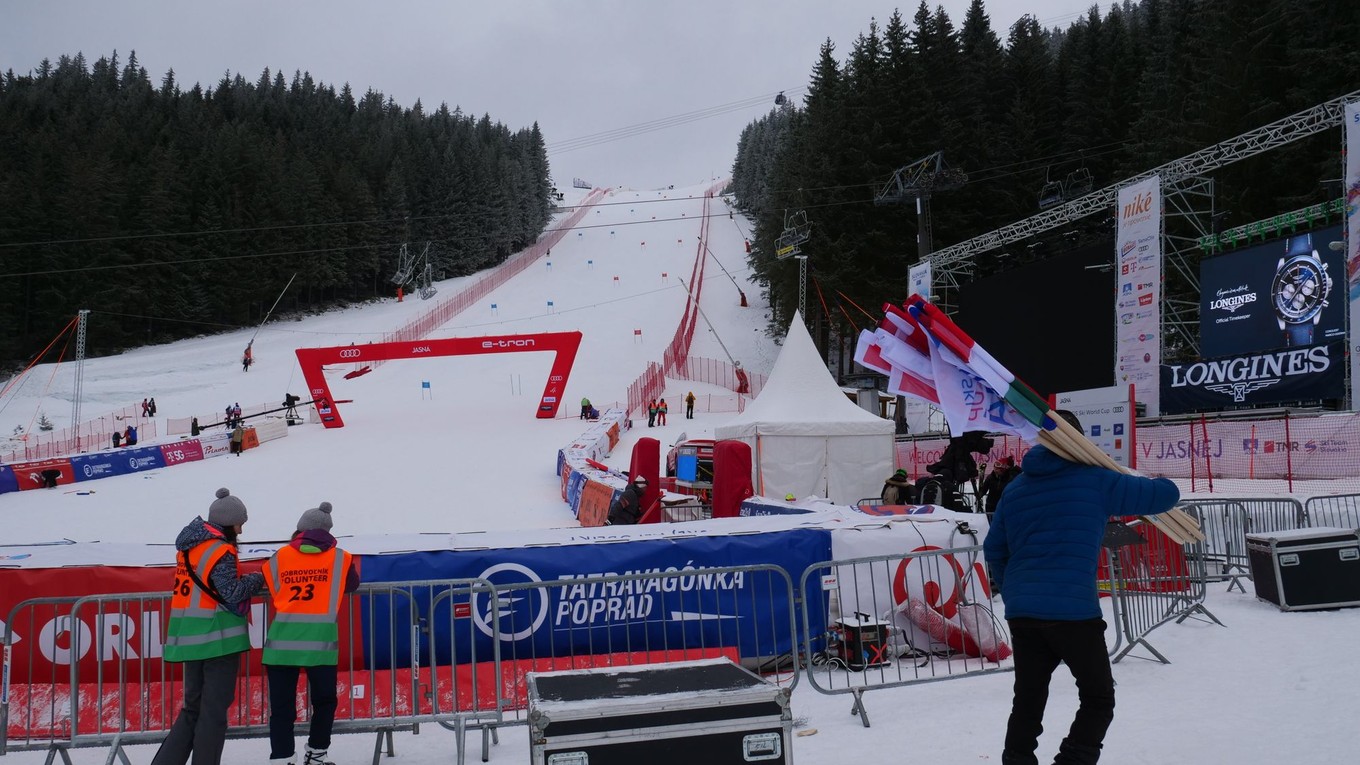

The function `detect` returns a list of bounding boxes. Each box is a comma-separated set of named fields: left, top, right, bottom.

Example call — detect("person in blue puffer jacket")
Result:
left=984, top=410, right=1179, bottom=765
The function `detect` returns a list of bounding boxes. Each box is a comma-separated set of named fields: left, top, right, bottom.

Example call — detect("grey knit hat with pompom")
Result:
left=207, top=487, right=248, bottom=527
left=296, top=501, right=334, bottom=532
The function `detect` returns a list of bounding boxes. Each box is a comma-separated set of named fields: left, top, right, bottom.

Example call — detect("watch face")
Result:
left=1271, top=252, right=1330, bottom=323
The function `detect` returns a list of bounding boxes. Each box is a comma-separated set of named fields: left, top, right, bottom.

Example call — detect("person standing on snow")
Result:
left=142, top=398, right=151, bottom=417
left=262, top=501, right=360, bottom=765
left=647, top=399, right=658, bottom=428
left=153, top=488, right=264, bottom=765
left=978, top=455, right=1023, bottom=516
left=685, top=391, right=696, bottom=419
left=230, top=424, right=245, bottom=456
left=242, top=342, right=253, bottom=372
left=657, top=398, right=668, bottom=426
left=149, top=397, right=158, bottom=417
left=985, top=410, right=1180, bottom=765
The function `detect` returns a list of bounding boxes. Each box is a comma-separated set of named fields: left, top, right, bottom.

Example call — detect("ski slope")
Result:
left=2, top=183, right=1356, bottom=765
left=0, top=183, right=773, bottom=544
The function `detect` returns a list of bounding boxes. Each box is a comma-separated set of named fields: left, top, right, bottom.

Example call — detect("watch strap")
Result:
left=1285, top=322, right=1313, bottom=347
left=1285, top=233, right=1314, bottom=258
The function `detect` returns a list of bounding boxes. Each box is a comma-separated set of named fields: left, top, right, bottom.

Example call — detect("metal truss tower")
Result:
left=928, top=88, right=1360, bottom=337
left=71, top=309, right=90, bottom=450
left=875, top=151, right=967, bottom=311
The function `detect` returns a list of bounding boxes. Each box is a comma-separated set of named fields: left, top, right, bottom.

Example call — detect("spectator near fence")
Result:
left=984, top=410, right=1180, bottom=765
left=262, top=501, right=360, bottom=765
left=153, top=488, right=264, bottom=765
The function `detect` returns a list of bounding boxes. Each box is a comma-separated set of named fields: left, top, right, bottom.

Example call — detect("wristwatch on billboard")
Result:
left=1272, top=233, right=1332, bottom=347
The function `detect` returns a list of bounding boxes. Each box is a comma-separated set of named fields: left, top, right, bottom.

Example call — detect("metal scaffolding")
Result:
left=928, top=88, right=1360, bottom=316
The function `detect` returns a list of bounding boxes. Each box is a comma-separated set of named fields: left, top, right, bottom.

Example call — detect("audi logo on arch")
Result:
left=338, top=349, right=362, bottom=359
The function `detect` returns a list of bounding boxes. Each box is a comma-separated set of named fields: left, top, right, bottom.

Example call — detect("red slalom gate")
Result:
left=295, top=332, right=583, bottom=428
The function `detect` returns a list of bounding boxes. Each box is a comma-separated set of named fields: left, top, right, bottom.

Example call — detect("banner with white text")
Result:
left=1345, top=101, right=1359, bottom=410
left=1115, top=176, right=1162, bottom=416
left=909, top=260, right=932, bottom=302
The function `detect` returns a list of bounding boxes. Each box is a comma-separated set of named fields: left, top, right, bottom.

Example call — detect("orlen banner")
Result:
left=1115, top=175, right=1162, bottom=416
left=1198, top=224, right=1345, bottom=357
left=0, top=560, right=269, bottom=682
left=1346, top=100, right=1360, bottom=410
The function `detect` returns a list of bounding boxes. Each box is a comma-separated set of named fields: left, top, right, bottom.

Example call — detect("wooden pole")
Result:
left=1042, top=415, right=1204, bottom=544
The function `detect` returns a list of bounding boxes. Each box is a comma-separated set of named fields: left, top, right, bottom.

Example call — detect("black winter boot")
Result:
left=1052, top=740, right=1102, bottom=765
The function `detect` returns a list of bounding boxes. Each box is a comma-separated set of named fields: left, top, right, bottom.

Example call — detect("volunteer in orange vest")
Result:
left=153, top=488, right=265, bottom=765
left=262, top=502, right=360, bottom=765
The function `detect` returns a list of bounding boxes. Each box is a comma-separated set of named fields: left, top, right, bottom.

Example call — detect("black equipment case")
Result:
left=526, top=657, right=793, bottom=764
left=1245, top=526, right=1360, bottom=611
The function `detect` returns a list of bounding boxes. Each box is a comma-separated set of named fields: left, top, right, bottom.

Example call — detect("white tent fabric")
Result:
left=715, top=312, right=894, bottom=503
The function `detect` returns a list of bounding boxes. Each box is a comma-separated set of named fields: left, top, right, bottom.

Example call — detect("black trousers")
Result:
left=151, top=653, right=241, bottom=765
left=267, top=664, right=339, bottom=758
left=1003, top=618, right=1115, bottom=765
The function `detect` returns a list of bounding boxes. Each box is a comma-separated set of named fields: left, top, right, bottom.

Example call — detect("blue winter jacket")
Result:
left=983, top=445, right=1180, bottom=620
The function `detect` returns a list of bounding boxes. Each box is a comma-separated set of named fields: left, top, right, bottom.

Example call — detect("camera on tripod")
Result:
left=918, top=431, right=994, bottom=511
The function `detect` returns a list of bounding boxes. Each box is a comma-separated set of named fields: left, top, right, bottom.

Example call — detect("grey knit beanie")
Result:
left=297, top=501, right=334, bottom=532
left=207, top=487, right=248, bottom=528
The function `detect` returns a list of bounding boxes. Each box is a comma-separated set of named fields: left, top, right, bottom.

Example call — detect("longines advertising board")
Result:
left=1199, top=224, right=1345, bottom=358
left=1160, top=341, right=1346, bottom=414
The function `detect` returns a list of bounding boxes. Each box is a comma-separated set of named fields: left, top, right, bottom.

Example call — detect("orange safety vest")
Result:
left=261, top=545, right=352, bottom=665
left=163, top=538, right=250, bottom=661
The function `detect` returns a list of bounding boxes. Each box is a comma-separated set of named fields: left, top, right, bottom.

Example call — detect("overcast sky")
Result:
left=2, top=1, right=1096, bottom=190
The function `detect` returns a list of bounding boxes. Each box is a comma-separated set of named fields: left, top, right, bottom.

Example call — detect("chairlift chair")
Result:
left=1065, top=168, right=1093, bottom=197
left=1038, top=180, right=1066, bottom=210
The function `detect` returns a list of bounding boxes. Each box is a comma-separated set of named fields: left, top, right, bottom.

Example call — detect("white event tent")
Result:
left=715, top=312, right=895, bottom=504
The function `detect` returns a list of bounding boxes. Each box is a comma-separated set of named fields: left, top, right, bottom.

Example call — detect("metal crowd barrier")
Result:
left=7, top=536, right=1275, bottom=762
left=1180, top=498, right=1307, bottom=592
left=798, top=545, right=1012, bottom=727
left=1100, top=521, right=1222, bottom=665
left=1303, top=493, right=1360, bottom=530
left=2, top=580, right=501, bottom=765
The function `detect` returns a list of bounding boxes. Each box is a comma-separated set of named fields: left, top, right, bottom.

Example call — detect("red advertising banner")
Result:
left=296, top=332, right=583, bottom=427
left=10, top=458, right=75, bottom=491
left=0, top=561, right=272, bottom=681
left=159, top=439, right=205, bottom=466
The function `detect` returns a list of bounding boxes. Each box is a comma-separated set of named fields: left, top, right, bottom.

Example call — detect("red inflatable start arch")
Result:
left=295, top=332, right=583, bottom=428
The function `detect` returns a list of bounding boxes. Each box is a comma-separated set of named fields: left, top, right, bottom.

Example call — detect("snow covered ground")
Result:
left=3, top=181, right=1357, bottom=763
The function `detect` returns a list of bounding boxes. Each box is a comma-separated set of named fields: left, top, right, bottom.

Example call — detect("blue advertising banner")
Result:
left=71, top=446, right=168, bottom=482
left=357, top=528, right=830, bottom=668
left=1200, top=224, right=1345, bottom=357
left=564, top=469, right=587, bottom=516
left=0, top=465, right=18, bottom=495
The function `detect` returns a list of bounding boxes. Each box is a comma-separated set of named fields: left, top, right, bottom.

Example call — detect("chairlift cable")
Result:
left=249, top=272, right=299, bottom=346
left=25, top=331, right=74, bottom=436
left=677, top=276, right=737, bottom=368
